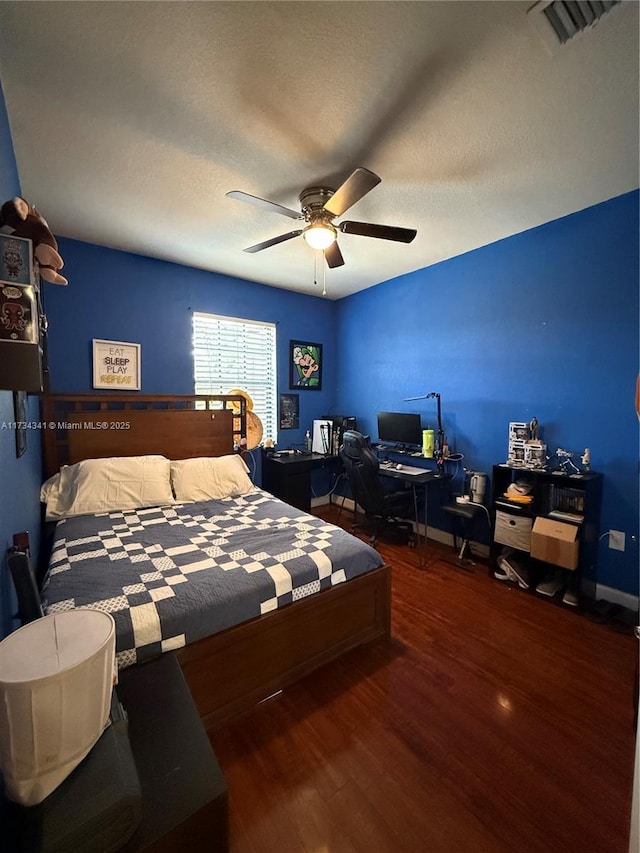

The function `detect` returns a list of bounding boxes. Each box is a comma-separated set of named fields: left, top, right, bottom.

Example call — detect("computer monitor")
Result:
left=377, top=412, right=422, bottom=447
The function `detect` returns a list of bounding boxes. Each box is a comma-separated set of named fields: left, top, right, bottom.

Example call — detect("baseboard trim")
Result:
left=593, top=584, right=639, bottom=612
left=311, top=495, right=331, bottom=508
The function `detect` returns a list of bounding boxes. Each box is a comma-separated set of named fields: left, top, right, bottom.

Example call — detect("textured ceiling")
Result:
left=0, top=1, right=638, bottom=299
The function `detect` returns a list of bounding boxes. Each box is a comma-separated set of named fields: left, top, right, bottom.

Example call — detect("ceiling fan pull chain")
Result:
left=322, top=252, right=327, bottom=297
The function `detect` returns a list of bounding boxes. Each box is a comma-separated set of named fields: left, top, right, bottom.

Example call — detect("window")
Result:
left=192, top=312, right=277, bottom=444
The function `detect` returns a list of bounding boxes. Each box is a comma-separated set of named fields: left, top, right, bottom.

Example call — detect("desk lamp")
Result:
left=404, top=392, right=446, bottom=467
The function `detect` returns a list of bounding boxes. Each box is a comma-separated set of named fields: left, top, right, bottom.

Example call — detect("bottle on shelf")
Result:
left=305, top=430, right=312, bottom=452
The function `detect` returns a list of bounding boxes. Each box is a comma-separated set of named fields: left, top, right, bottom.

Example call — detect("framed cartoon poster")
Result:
left=289, top=341, right=322, bottom=390
left=92, top=339, right=141, bottom=390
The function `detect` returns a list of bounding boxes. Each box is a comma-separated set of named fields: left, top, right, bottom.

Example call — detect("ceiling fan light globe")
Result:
left=303, top=223, right=336, bottom=251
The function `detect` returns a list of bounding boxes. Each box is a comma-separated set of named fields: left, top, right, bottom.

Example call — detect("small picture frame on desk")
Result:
left=289, top=341, right=322, bottom=390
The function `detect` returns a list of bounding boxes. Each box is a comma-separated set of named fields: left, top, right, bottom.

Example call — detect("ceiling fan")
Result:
left=226, top=167, right=417, bottom=268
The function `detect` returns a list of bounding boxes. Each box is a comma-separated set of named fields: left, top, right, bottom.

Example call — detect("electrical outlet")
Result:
left=609, top=530, right=625, bottom=551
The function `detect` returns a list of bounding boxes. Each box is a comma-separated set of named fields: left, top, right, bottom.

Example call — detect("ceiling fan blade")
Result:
left=243, top=230, right=303, bottom=253
left=324, top=241, right=345, bottom=268
left=226, top=190, right=302, bottom=221
left=322, top=168, right=381, bottom=217
left=339, top=221, right=417, bottom=243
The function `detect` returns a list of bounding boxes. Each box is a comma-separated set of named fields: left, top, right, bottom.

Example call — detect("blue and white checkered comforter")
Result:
left=42, top=489, right=383, bottom=669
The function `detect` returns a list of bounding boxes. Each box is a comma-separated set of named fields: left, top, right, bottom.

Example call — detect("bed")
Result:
left=39, top=394, right=391, bottom=729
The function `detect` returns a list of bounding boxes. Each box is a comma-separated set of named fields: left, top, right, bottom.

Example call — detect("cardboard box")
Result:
left=524, top=441, right=547, bottom=469
left=507, top=440, right=526, bottom=466
left=509, top=422, right=531, bottom=441
left=530, top=516, right=579, bottom=570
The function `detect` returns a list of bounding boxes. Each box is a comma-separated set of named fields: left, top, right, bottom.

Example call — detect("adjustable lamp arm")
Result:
left=426, top=392, right=443, bottom=441
left=428, top=392, right=445, bottom=467
left=403, top=391, right=445, bottom=465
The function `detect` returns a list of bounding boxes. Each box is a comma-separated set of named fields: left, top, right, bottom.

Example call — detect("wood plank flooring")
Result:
left=209, top=506, right=638, bottom=853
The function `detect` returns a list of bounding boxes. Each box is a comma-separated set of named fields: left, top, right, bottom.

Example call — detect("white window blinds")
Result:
left=192, top=312, right=277, bottom=444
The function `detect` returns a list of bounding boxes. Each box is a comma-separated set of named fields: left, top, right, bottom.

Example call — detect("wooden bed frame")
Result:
left=40, top=394, right=392, bottom=728
left=41, top=394, right=248, bottom=479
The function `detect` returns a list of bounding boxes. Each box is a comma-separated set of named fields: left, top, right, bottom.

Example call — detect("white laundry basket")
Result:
left=0, top=609, right=116, bottom=806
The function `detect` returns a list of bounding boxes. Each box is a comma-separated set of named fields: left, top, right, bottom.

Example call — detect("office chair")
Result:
left=339, top=430, right=414, bottom=547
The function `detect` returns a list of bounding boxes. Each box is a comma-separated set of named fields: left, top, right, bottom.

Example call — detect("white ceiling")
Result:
left=0, top=1, right=638, bottom=299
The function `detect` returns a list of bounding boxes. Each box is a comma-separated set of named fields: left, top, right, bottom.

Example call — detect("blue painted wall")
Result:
left=44, top=238, right=339, bottom=451
left=0, top=78, right=43, bottom=638
left=335, top=191, right=639, bottom=595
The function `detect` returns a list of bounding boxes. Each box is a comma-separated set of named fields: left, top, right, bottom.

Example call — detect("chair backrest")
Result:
left=339, top=430, right=386, bottom=516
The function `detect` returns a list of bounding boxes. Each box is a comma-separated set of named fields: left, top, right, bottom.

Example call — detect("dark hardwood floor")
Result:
left=209, top=506, right=638, bottom=853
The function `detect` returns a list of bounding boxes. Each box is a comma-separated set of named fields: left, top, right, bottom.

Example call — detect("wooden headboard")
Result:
left=41, top=394, right=247, bottom=478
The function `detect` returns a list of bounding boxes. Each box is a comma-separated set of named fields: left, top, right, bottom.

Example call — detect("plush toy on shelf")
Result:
left=0, top=196, right=68, bottom=285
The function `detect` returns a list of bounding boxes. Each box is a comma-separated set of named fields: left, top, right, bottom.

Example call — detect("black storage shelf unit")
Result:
left=490, top=464, right=602, bottom=598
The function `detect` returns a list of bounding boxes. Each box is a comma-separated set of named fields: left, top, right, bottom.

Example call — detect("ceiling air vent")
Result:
left=529, top=1, right=621, bottom=47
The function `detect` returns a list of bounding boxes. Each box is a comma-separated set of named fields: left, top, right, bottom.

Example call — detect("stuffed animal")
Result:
left=0, top=197, right=67, bottom=285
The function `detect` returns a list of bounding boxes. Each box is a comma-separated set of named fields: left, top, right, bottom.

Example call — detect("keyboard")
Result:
left=395, top=464, right=429, bottom=476
left=381, top=462, right=431, bottom=476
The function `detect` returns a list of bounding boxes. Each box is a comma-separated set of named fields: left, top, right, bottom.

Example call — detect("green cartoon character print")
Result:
left=292, top=345, right=320, bottom=387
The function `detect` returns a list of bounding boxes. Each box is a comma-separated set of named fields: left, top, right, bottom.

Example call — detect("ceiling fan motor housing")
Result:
left=299, top=187, right=335, bottom=223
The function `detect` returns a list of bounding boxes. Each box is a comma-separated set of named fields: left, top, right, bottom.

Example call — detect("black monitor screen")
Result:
left=377, top=412, right=422, bottom=446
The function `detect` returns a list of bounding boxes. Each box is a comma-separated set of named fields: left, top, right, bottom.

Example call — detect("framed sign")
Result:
left=92, top=339, right=141, bottom=390
left=279, top=393, right=299, bottom=429
left=289, top=340, right=322, bottom=390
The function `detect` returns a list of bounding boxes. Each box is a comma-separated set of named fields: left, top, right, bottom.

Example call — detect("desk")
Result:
left=261, top=451, right=337, bottom=512
left=379, top=464, right=449, bottom=564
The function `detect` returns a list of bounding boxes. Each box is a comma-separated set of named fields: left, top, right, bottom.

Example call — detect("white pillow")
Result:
left=42, top=455, right=174, bottom=520
left=170, top=455, right=254, bottom=502
left=40, top=472, right=66, bottom=520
